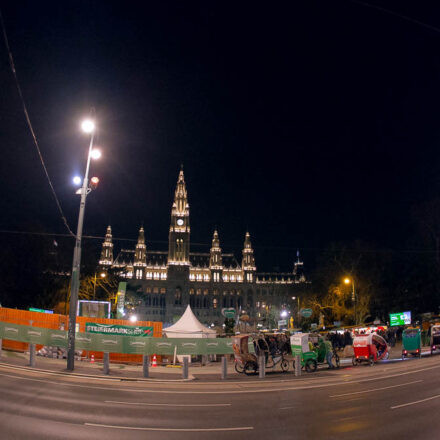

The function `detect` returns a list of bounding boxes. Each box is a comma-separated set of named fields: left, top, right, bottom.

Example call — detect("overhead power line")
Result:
left=0, top=229, right=439, bottom=255
left=0, top=9, right=75, bottom=237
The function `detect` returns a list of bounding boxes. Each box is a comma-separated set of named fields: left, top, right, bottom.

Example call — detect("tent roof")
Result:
left=163, top=305, right=216, bottom=335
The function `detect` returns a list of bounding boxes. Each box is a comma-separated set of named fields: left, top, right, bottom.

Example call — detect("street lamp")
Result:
left=344, top=277, right=356, bottom=325
left=67, top=116, right=100, bottom=371
left=93, top=272, right=106, bottom=300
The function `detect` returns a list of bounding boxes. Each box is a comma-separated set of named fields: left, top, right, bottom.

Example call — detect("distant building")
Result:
left=99, top=168, right=310, bottom=326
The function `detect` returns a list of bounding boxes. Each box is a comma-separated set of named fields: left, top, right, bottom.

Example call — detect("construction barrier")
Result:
left=0, top=307, right=162, bottom=363
left=0, top=321, right=253, bottom=355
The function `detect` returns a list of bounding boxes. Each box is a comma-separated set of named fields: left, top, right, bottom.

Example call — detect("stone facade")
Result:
left=99, top=168, right=310, bottom=327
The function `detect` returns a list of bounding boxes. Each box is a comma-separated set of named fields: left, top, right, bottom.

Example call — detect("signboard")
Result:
left=85, top=323, right=153, bottom=337
left=300, top=308, right=313, bottom=318
left=278, top=319, right=287, bottom=327
left=310, top=323, right=318, bottom=330
left=222, top=308, right=236, bottom=319
left=390, top=311, right=411, bottom=327
left=116, top=282, right=127, bottom=319
left=29, top=308, right=53, bottom=314
left=78, top=300, right=111, bottom=319
left=290, top=333, right=308, bottom=355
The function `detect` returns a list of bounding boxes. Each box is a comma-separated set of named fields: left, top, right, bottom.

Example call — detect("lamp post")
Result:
left=93, top=272, right=106, bottom=301
left=67, top=118, right=98, bottom=371
left=292, top=296, right=300, bottom=324
left=344, top=277, right=356, bottom=325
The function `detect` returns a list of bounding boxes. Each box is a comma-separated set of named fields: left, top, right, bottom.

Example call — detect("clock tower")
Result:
left=168, top=167, right=190, bottom=265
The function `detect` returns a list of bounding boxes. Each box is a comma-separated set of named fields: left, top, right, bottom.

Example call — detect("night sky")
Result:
left=1, top=1, right=440, bottom=272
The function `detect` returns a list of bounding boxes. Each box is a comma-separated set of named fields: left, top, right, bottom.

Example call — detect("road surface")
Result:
left=0, top=355, right=439, bottom=439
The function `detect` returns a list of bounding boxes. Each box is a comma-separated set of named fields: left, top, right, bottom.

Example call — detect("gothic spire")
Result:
left=134, top=226, right=147, bottom=266
left=210, top=230, right=222, bottom=269
left=172, top=167, right=189, bottom=217
left=99, top=225, right=114, bottom=267
left=242, top=231, right=256, bottom=274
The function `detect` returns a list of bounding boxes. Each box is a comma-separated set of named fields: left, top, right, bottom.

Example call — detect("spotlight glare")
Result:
left=73, top=176, right=82, bottom=185
left=90, top=149, right=101, bottom=160
left=81, top=119, right=95, bottom=133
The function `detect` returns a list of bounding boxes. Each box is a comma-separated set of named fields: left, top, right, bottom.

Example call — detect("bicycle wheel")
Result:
left=334, top=353, right=340, bottom=369
left=234, top=362, right=244, bottom=374
left=305, top=359, right=317, bottom=372
left=280, top=359, right=289, bottom=372
left=244, top=361, right=258, bottom=376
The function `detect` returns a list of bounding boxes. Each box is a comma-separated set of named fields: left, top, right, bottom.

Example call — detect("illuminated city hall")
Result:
left=99, top=168, right=309, bottom=326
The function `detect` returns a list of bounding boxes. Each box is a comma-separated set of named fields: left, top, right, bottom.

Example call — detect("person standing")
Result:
left=325, top=336, right=334, bottom=369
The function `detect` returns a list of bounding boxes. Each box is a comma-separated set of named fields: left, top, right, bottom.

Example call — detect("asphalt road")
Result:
left=1, top=355, right=440, bottom=439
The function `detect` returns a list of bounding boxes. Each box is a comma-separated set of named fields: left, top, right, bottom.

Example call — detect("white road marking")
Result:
left=330, top=380, right=422, bottom=397
left=104, top=400, right=231, bottom=407
left=280, top=406, right=295, bottom=410
left=84, top=423, right=254, bottom=432
left=0, top=364, right=439, bottom=395
left=391, top=394, right=440, bottom=409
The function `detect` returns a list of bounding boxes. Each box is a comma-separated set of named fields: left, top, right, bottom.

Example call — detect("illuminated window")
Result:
left=160, top=288, right=166, bottom=294
left=146, top=272, right=152, bottom=279
left=153, top=272, right=159, bottom=280
left=213, top=298, right=218, bottom=308
left=196, top=273, right=202, bottom=281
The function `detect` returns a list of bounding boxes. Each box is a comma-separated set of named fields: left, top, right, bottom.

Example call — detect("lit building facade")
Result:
left=99, top=169, right=309, bottom=326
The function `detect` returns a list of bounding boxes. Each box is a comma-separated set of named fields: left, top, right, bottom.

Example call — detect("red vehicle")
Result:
left=352, top=333, right=389, bottom=366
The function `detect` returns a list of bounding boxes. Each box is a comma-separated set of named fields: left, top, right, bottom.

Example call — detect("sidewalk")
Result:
left=0, top=349, right=240, bottom=381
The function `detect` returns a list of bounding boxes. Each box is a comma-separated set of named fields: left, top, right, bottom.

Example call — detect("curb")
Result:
left=0, top=362, right=195, bottom=383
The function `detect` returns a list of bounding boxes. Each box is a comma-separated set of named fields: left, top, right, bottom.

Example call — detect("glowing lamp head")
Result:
left=100, top=272, right=106, bottom=278
left=90, top=149, right=102, bottom=160
left=129, top=315, right=137, bottom=323
left=90, top=176, right=99, bottom=190
left=81, top=119, right=95, bottom=133
left=73, top=176, right=82, bottom=186
left=280, top=310, right=288, bottom=318
left=344, top=278, right=351, bottom=285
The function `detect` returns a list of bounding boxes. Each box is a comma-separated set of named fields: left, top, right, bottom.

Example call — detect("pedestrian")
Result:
left=325, top=335, right=335, bottom=369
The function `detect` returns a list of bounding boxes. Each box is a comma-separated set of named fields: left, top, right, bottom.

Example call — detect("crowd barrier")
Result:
left=0, top=322, right=253, bottom=355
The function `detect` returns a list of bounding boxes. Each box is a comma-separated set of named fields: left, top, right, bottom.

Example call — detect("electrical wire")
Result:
left=0, top=229, right=439, bottom=254
left=0, top=9, right=75, bottom=237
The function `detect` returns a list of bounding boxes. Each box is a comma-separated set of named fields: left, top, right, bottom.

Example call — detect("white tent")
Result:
left=163, top=305, right=216, bottom=339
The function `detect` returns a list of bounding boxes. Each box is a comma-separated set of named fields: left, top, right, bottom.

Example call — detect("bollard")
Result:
left=29, top=343, right=36, bottom=367
left=103, top=352, right=110, bottom=375
left=221, top=356, right=227, bottom=380
left=182, top=356, right=189, bottom=379
left=258, top=354, right=265, bottom=379
left=142, top=355, right=150, bottom=378
left=295, top=354, right=301, bottom=377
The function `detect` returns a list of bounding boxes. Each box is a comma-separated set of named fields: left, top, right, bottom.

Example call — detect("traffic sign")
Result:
left=300, top=308, right=313, bottom=318
left=278, top=319, right=287, bottom=327
left=222, top=308, right=236, bottom=319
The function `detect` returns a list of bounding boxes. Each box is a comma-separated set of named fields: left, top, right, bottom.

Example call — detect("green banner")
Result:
left=0, top=321, right=253, bottom=355
left=85, top=323, right=153, bottom=337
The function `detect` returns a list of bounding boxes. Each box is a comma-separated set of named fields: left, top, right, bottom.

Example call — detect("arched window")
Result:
left=175, top=287, right=182, bottom=305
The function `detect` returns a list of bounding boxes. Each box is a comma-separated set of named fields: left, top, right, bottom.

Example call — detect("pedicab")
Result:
left=352, top=333, right=389, bottom=366
left=290, top=333, right=340, bottom=372
left=232, top=334, right=289, bottom=375
left=430, top=324, right=440, bottom=355
left=402, top=327, right=421, bottom=359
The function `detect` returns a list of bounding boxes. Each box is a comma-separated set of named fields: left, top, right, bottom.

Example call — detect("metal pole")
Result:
left=0, top=338, right=2, bottom=360
left=29, top=343, right=36, bottom=367
left=103, top=352, right=110, bottom=375
left=182, top=356, right=189, bottom=379
left=93, top=272, right=97, bottom=301
left=295, top=354, right=301, bottom=376
left=353, top=279, right=356, bottom=325
left=258, top=354, right=265, bottom=379
left=221, top=356, right=227, bottom=380
left=143, top=355, right=150, bottom=378
left=67, top=130, right=95, bottom=371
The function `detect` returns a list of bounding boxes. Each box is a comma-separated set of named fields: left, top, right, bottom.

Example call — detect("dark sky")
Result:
left=1, top=1, right=440, bottom=272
